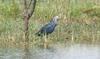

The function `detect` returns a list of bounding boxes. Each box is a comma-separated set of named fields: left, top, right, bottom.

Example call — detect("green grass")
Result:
left=0, top=0, right=100, bottom=48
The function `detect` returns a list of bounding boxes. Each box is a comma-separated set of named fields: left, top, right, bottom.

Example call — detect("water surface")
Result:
left=0, top=44, right=100, bottom=59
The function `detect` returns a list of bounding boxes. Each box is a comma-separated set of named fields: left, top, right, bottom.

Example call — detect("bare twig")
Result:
left=28, top=0, right=36, bottom=19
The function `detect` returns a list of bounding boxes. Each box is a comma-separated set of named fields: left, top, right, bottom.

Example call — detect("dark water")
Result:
left=0, top=44, right=100, bottom=59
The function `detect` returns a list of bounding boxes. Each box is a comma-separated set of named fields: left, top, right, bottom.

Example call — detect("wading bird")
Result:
left=35, top=16, right=59, bottom=37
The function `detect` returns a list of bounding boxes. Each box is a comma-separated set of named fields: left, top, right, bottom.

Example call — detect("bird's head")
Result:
left=51, top=16, right=59, bottom=24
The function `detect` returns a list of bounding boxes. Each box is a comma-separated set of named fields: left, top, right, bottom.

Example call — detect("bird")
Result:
left=35, top=16, right=59, bottom=37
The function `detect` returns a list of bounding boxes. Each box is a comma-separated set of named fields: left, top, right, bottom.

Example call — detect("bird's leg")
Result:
left=43, top=34, right=48, bottom=49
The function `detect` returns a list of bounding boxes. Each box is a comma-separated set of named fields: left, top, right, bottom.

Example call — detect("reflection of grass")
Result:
left=0, top=0, right=100, bottom=48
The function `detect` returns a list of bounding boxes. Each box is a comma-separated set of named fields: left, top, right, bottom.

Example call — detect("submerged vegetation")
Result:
left=0, top=0, right=100, bottom=48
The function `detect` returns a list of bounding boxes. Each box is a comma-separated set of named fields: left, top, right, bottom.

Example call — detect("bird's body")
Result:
left=36, top=16, right=59, bottom=36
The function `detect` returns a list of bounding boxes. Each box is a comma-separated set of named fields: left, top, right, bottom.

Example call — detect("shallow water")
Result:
left=0, top=44, right=100, bottom=59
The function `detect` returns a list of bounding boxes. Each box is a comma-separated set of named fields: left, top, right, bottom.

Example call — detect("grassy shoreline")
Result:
left=0, top=0, right=100, bottom=48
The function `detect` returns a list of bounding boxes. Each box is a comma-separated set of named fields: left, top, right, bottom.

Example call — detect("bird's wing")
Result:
left=40, top=23, right=52, bottom=31
left=41, top=22, right=56, bottom=33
